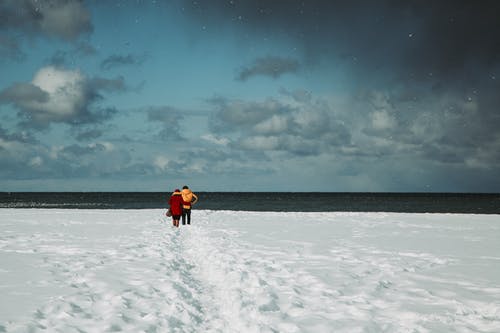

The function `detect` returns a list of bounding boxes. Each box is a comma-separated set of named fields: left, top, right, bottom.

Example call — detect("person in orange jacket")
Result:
left=181, top=185, right=198, bottom=225
left=168, top=189, right=183, bottom=227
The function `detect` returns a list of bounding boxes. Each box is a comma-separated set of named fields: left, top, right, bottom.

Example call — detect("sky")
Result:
left=1, top=0, right=500, bottom=192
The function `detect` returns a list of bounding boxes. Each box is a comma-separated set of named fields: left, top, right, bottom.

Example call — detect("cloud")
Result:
left=47, top=141, right=131, bottom=178
left=0, top=0, right=93, bottom=62
left=0, top=127, right=60, bottom=180
left=74, top=129, right=104, bottom=141
left=100, top=54, right=147, bottom=71
left=180, top=0, right=500, bottom=87
left=0, top=125, right=36, bottom=144
left=253, top=115, right=288, bottom=135
left=237, top=56, right=300, bottom=81
left=352, top=87, right=500, bottom=170
left=0, top=66, right=125, bottom=128
left=208, top=93, right=351, bottom=156
left=1, top=124, right=263, bottom=185
left=147, top=106, right=185, bottom=139
left=206, top=83, right=500, bottom=174
left=209, top=97, right=283, bottom=132
left=179, top=0, right=500, bottom=168
left=238, top=135, right=280, bottom=151
left=47, top=43, right=97, bottom=66
left=0, top=0, right=92, bottom=41
left=175, top=146, right=274, bottom=178
left=60, top=142, right=115, bottom=156
left=279, top=88, right=312, bottom=103
left=0, top=82, right=49, bottom=105
left=39, top=1, right=92, bottom=40
left=0, top=129, right=176, bottom=183
left=201, top=134, right=229, bottom=146
left=89, top=76, right=127, bottom=93
left=0, top=66, right=86, bottom=125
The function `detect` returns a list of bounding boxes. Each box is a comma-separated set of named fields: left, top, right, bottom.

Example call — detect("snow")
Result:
left=1, top=209, right=499, bottom=332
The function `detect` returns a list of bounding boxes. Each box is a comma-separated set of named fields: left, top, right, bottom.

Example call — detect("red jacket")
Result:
left=168, top=191, right=183, bottom=216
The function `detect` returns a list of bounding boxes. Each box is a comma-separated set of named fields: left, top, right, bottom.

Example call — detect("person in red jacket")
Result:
left=168, top=189, right=183, bottom=227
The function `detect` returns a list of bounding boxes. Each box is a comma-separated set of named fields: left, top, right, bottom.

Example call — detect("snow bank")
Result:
left=1, top=209, right=499, bottom=332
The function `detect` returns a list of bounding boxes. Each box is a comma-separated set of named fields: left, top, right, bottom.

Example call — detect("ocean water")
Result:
left=0, top=192, right=499, bottom=213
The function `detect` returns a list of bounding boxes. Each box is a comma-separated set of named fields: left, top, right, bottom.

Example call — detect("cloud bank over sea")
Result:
left=2, top=1, right=500, bottom=191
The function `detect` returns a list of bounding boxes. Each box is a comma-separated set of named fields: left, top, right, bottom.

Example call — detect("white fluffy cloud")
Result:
left=29, top=66, right=86, bottom=120
left=0, top=66, right=125, bottom=128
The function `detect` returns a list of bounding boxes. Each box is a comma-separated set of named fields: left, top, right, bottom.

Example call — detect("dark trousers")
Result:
left=182, top=208, right=191, bottom=225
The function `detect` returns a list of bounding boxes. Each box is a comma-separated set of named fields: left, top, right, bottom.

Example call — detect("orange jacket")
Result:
left=181, top=188, right=198, bottom=209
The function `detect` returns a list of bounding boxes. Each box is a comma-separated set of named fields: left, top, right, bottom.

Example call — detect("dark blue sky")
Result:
left=1, top=0, right=499, bottom=192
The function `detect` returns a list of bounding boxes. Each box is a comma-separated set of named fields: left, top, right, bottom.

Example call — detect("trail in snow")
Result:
left=0, top=209, right=499, bottom=332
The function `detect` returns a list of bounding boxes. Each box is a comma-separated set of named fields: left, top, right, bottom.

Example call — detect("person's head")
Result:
left=174, top=188, right=180, bottom=192
left=182, top=185, right=189, bottom=189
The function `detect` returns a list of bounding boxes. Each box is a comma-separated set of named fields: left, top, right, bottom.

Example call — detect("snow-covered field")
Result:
left=1, top=209, right=499, bottom=332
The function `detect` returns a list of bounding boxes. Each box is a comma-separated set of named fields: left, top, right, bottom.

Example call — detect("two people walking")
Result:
left=168, top=185, right=198, bottom=227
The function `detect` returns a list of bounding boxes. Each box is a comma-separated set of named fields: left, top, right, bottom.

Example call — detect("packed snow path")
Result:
left=1, top=209, right=500, bottom=332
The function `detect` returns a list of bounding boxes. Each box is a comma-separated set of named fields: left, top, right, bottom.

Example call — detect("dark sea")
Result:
left=0, top=192, right=499, bottom=214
